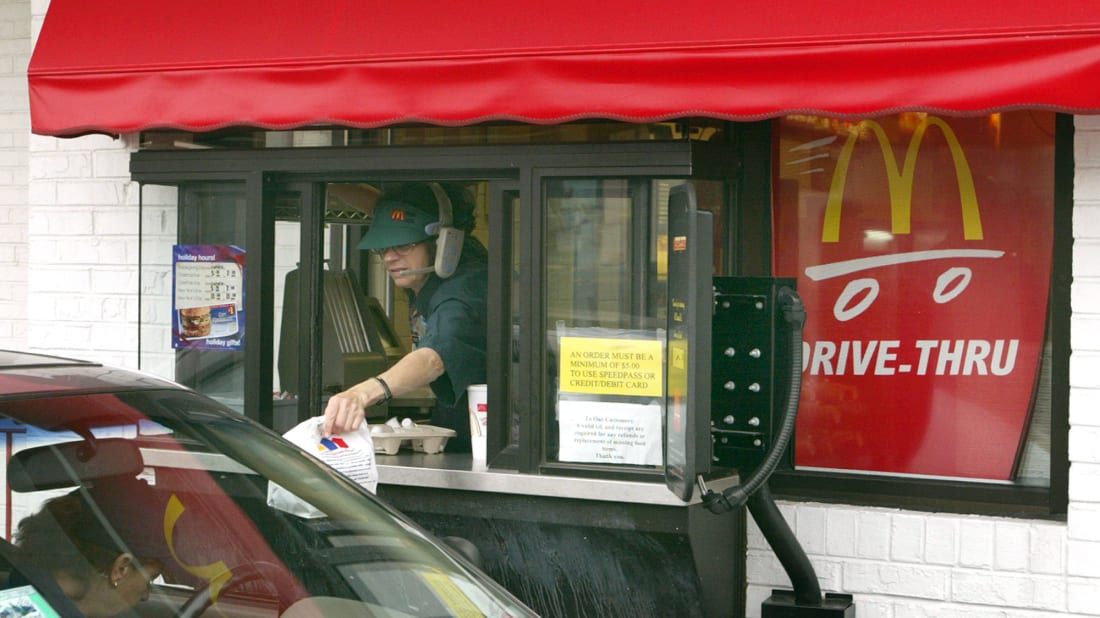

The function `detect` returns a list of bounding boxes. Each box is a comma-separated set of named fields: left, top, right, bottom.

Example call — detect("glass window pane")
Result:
left=139, top=183, right=180, bottom=380
left=175, top=185, right=249, bottom=409
left=140, top=182, right=250, bottom=412
left=545, top=179, right=640, bottom=330
left=507, top=189, right=522, bottom=449
left=273, top=216, right=302, bottom=397
left=140, top=120, right=727, bottom=151
left=311, top=181, right=492, bottom=444
left=543, top=178, right=704, bottom=466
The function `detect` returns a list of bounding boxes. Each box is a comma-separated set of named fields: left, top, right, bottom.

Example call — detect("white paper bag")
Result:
left=267, top=416, right=379, bottom=518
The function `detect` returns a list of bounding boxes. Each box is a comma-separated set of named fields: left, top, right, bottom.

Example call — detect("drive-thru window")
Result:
left=130, top=127, right=752, bottom=615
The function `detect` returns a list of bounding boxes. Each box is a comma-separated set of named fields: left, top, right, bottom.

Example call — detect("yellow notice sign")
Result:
left=559, top=336, right=663, bottom=397
left=421, top=570, right=482, bottom=618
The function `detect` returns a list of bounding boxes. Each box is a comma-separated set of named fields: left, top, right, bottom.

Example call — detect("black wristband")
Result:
left=372, top=376, right=393, bottom=402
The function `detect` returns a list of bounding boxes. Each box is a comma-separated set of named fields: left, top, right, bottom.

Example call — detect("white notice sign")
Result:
left=558, top=400, right=662, bottom=466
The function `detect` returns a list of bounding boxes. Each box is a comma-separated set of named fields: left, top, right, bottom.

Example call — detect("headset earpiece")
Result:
left=428, top=183, right=464, bottom=278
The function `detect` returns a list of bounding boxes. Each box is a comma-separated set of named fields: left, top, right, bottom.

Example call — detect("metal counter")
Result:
left=377, top=452, right=716, bottom=506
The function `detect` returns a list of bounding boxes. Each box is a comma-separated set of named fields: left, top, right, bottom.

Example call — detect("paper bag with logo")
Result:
left=267, top=416, right=379, bottom=518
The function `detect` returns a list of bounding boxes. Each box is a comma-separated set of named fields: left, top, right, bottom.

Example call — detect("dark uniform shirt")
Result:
left=411, top=238, right=488, bottom=451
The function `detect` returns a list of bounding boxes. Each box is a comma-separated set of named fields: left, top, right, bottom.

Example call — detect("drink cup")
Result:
left=467, top=384, right=488, bottom=463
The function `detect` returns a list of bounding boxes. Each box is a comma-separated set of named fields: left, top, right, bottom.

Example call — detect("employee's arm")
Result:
left=322, top=347, right=445, bottom=437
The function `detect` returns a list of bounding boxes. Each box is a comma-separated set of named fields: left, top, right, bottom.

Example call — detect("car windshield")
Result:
left=0, top=388, right=534, bottom=617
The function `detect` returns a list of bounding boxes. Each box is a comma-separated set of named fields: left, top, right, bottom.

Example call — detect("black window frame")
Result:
left=131, top=139, right=735, bottom=477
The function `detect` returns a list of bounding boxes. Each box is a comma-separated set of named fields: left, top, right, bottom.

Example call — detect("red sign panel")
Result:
left=773, top=113, right=1055, bottom=480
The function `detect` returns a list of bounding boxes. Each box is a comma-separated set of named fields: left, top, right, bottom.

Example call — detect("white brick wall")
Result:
left=1067, top=116, right=1100, bottom=615
left=27, top=131, right=139, bottom=367
left=748, top=507, right=1082, bottom=616
left=15, top=2, right=1100, bottom=615
left=0, top=0, right=28, bottom=350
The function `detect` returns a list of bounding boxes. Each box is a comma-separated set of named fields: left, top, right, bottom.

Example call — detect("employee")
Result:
left=322, top=181, right=487, bottom=452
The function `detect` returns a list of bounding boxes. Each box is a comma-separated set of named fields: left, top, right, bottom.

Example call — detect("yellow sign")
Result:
left=822, top=116, right=983, bottom=242
left=422, top=569, right=483, bottom=617
left=559, top=336, right=663, bottom=397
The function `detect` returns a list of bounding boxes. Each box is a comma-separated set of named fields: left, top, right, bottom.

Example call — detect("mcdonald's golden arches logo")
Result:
left=822, top=117, right=983, bottom=243
left=163, top=494, right=233, bottom=603
left=390, top=209, right=407, bottom=222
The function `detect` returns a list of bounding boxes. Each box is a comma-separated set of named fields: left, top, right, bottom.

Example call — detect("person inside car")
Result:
left=12, top=487, right=166, bottom=617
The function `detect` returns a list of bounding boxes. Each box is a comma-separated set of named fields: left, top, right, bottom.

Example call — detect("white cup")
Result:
left=467, top=384, right=488, bottom=463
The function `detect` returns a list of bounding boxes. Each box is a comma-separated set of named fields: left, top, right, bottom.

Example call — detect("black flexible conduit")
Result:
left=702, top=285, right=805, bottom=511
left=747, top=484, right=822, bottom=606
left=702, top=285, right=822, bottom=606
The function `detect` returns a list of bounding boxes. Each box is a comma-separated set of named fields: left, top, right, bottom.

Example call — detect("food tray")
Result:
left=370, top=423, right=456, bottom=455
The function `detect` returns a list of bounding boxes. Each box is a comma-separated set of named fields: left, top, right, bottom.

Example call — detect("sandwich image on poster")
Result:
left=177, top=304, right=239, bottom=339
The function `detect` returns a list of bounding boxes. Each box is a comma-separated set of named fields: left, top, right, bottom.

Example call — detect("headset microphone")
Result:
left=398, top=265, right=435, bottom=277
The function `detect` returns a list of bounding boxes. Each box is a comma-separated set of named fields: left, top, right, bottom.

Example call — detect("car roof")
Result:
left=0, top=349, right=184, bottom=399
left=0, top=350, right=95, bottom=368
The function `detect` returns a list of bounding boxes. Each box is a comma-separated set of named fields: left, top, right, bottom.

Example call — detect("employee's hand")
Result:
left=322, top=386, right=372, bottom=438
left=322, top=350, right=443, bottom=437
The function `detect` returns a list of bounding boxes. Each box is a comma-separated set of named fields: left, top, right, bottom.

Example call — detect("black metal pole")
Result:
left=746, top=483, right=822, bottom=607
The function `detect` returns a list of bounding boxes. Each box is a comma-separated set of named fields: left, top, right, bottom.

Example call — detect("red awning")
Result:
left=28, top=0, right=1100, bottom=137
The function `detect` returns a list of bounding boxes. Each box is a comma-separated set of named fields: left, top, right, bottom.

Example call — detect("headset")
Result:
left=398, top=182, right=465, bottom=279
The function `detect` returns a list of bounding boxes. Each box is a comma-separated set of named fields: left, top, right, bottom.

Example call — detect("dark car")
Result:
left=0, top=350, right=537, bottom=617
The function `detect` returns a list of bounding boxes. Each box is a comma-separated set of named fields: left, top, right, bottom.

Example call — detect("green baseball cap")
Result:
left=358, top=182, right=474, bottom=252
left=358, top=198, right=439, bottom=251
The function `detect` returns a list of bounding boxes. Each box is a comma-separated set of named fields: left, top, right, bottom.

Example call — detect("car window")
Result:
left=0, top=390, right=534, bottom=617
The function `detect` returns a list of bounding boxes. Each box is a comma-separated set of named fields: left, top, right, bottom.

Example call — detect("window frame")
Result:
left=131, top=140, right=729, bottom=475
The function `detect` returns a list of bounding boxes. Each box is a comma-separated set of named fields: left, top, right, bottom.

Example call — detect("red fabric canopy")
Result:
left=28, top=0, right=1100, bottom=137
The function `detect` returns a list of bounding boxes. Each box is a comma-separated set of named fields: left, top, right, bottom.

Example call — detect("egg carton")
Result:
left=370, top=419, right=457, bottom=455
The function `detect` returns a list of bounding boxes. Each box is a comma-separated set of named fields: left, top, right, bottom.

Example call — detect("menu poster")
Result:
left=172, top=245, right=245, bottom=351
